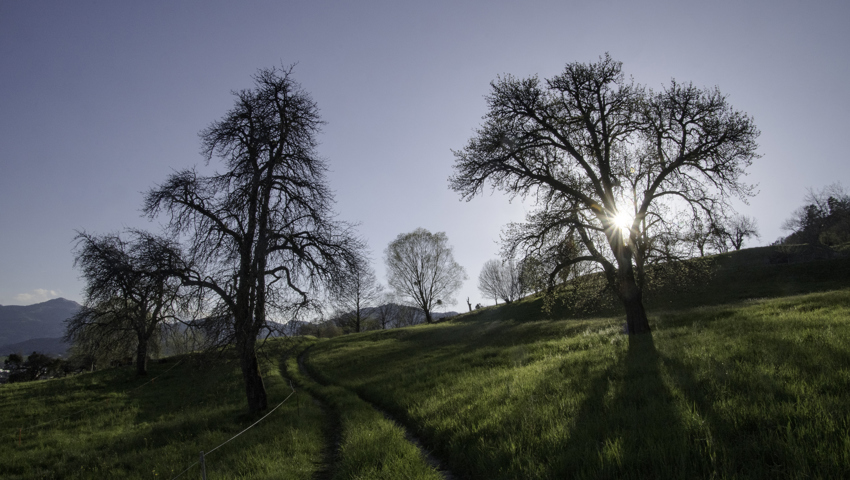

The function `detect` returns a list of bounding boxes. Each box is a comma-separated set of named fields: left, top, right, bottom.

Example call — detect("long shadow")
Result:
left=660, top=331, right=850, bottom=478
left=552, top=334, right=700, bottom=479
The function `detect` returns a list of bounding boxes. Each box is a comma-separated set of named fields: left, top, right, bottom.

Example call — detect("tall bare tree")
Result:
left=144, top=66, right=362, bottom=413
left=331, top=261, right=382, bottom=333
left=385, top=228, right=467, bottom=324
left=65, top=230, right=183, bottom=375
left=451, top=54, right=759, bottom=334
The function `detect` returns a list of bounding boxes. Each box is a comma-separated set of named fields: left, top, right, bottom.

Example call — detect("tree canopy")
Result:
left=65, top=230, right=183, bottom=375
left=385, top=228, right=466, bottom=324
left=145, top=66, right=363, bottom=413
left=782, top=183, right=850, bottom=247
left=451, top=54, right=760, bottom=334
left=478, top=259, right=525, bottom=304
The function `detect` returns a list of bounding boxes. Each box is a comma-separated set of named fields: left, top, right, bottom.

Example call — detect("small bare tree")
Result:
left=714, top=215, right=760, bottom=252
left=478, top=259, right=525, bottom=304
left=331, top=261, right=382, bottom=333
left=65, top=230, right=183, bottom=376
left=374, top=293, right=398, bottom=330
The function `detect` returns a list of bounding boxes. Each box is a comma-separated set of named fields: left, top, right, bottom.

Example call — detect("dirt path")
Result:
left=298, top=347, right=459, bottom=480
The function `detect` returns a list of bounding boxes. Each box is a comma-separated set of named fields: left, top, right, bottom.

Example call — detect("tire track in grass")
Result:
left=299, top=347, right=458, bottom=480
left=295, top=350, right=341, bottom=480
left=360, top=395, right=458, bottom=480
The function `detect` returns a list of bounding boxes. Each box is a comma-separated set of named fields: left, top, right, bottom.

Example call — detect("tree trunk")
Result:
left=618, top=272, right=651, bottom=335
left=135, top=335, right=149, bottom=376
left=424, top=309, right=433, bottom=324
left=240, top=347, right=268, bottom=414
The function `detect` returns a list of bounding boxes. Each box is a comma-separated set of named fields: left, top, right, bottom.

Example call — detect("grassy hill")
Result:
left=1, top=246, right=849, bottom=478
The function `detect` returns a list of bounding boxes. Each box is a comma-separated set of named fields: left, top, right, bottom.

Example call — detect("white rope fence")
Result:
left=6, top=353, right=298, bottom=479
left=169, top=381, right=296, bottom=480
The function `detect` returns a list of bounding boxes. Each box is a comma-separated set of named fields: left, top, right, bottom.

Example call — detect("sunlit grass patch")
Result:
left=307, top=289, right=850, bottom=479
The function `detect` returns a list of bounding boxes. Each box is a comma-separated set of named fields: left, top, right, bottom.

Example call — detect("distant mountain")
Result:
left=0, top=298, right=80, bottom=350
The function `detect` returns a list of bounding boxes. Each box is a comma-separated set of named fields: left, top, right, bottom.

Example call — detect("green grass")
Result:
left=0, top=340, right=326, bottom=479
left=3, top=247, right=849, bottom=478
left=282, top=337, right=443, bottom=480
left=306, top=289, right=850, bottom=479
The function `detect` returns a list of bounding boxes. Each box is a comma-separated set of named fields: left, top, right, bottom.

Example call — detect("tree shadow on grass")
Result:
left=549, top=334, right=713, bottom=480
left=660, top=332, right=850, bottom=479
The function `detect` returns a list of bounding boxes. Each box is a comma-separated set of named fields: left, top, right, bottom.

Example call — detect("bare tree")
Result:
left=451, top=54, right=759, bottom=334
left=714, top=215, right=760, bottom=252
left=65, top=230, right=183, bottom=375
left=331, top=261, right=382, bottom=333
left=373, top=292, right=398, bottom=330
left=144, top=66, right=362, bottom=413
left=478, top=259, right=524, bottom=304
left=385, top=228, right=467, bottom=323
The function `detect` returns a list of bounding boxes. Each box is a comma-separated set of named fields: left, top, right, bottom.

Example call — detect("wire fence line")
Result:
left=6, top=350, right=299, bottom=478
left=169, top=381, right=297, bottom=480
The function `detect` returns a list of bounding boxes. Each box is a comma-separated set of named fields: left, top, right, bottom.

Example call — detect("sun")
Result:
left=612, top=209, right=633, bottom=244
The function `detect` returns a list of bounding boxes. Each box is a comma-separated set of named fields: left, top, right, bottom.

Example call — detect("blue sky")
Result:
left=1, top=0, right=848, bottom=309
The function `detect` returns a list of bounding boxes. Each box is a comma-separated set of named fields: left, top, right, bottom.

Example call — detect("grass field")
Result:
left=307, top=289, right=850, bottom=479
left=0, top=341, right=325, bottom=479
left=1, top=246, right=849, bottom=478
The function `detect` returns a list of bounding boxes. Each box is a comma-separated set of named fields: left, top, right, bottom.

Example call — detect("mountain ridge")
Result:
left=0, top=298, right=81, bottom=352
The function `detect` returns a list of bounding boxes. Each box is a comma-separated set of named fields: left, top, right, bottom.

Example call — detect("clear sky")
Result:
left=1, top=0, right=848, bottom=310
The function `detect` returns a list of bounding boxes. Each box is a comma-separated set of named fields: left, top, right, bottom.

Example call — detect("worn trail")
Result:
left=292, top=350, right=340, bottom=480
left=298, top=347, right=459, bottom=480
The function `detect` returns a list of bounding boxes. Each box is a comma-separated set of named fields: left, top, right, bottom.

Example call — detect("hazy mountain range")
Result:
left=0, top=298, right=81, bottom=357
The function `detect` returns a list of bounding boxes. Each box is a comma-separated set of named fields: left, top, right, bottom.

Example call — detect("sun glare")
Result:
left=612, top=210, right=633, bottom=244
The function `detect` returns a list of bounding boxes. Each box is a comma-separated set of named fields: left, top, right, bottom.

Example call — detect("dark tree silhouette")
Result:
left=65, top=230, right=183, bottom=375
left=451, top=54, right=759, bottom=334
left=714, top=215, right=760, bottom=252
left=331, top=261, right=382, bottom=333
left=144, top=66, right=362, bottom=413
left=782, top=183, right=850, bottom=246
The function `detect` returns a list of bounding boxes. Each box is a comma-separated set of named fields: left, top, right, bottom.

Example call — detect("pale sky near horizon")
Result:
left=1, top=1, right=848, bottom=311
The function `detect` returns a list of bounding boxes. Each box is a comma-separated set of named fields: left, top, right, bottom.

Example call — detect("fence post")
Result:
left=200, top=451, right=207, bottom=480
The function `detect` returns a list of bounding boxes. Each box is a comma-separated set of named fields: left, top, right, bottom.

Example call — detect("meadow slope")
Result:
left=306, top=289, right=850, bottom=479
left=2, top=247, right=849, bottom=478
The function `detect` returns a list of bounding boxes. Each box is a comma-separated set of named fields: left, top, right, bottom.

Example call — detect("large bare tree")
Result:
left=145, top=66, right=362, bottom=413
left=385, top=228, right=466, bottom=324
left=65, top=230, right=183, bottom=375
left=451, top=54, right=759, bottom=334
